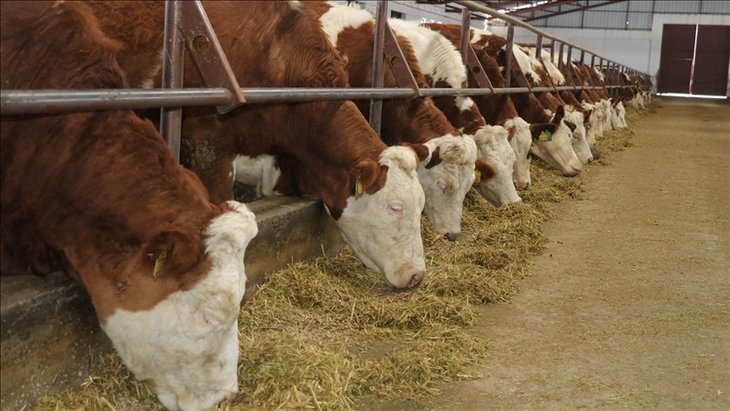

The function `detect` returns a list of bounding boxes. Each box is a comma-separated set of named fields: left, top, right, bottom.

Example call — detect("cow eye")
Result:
left=387, top=202, right=404, bottom=217
left=437, top=179, right=448, bottom=191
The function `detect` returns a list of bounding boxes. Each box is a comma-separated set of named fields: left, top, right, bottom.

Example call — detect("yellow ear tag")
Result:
left=474, top=168, right=481, bottom=183
left=354, top=175, right=364, bottom=197
left=153, top=249, right=168, bottom=279
left=538, top=129, right=553, bottom=142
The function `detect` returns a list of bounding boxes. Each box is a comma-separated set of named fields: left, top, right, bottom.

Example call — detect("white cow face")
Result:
left=503, top=116, right=532, bottom=189
left=417, top=134, right=477, bottom=238
left=103, top=201, right=258, bottom=411
left=530, top=119, right=583, bottom=177
left=334, top=146, right=427, bottom=289
left=472, top=125, right=522, bottom=207
left=564, top=108, right=593, bottom=165
left=612, top=101, right=627, bottom=129
left=600, top=100, right=614, bottom=133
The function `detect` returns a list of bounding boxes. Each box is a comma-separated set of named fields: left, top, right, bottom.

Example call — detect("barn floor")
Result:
left=358, top=97, right=730, bottom=410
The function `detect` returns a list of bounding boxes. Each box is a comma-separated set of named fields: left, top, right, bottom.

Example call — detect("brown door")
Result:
left=693, top=25, right=730, bottom=96
left=658, top=24, right=697, bottom=94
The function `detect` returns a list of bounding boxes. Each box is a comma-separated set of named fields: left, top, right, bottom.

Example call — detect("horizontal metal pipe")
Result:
left=1, top=85, right=637, bottom=115
left=0, top=89, right=231, bottom=115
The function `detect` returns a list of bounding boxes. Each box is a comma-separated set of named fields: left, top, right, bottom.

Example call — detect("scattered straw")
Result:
left=33, top=103, right=659, bottom=410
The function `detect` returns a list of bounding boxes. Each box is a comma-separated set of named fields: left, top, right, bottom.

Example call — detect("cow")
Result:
left=428, top=25, right=582, bottom=177
left=0, top=2, right=258, bottom=410
left=517, top=46, right=594, bottom=165
left=423, top=23, right=538, bottom=188
left=386, top=18, right=522, bottom=208
left=87, top=0, right=428, bottom=289
left=308, top=1, right=513, bottom=239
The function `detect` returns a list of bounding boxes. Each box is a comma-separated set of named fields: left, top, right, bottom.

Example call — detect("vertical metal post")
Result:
left=160, top=0, right=184, bottom=162
left=369, top=0, right=388, bottom=135
left=461, top=8, right=471, bottom=67
left=504, top=23, right=514, bottom=88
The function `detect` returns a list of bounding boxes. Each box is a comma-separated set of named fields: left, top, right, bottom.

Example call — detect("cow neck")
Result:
left=512, top=93, right=552, bottom=124
left=56, top=113, right=214, bottom=318
left=429, top=78, right=487, bottom=135
left=293, top=101, right=388, bottom=219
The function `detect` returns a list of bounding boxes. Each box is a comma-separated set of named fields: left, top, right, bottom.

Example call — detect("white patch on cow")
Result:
left=417, top=134, right=477, bottom=235
left=503, top=116, right=532, bottom=189
left=319, top=3, right=374, bottom=46
left=469, top=28, right=495, bottom=46
left=512, top=46, right=539, bottom=84
left=600, top=99, right=614, bottom=133
left=593, top=67, right=606, bottom=83
left=472, top=125, right=521, bottom=207
left=332, top=146, right=426, bottom=289
left=103, top=201, right=258, bottom=411
left=564, top=108, right=593, bottom=164
left=457, top=96, right=476, bottom=112
left=530, top=120, right=583, bottom=177
left=538, top=49, right=566, bottom=86
left=388, top=19, right=466, bottom=90
left=139, top=49, right=164, bottom=89
left=288, top=0, right=303, bottom=11
left=233, top=154, right=282, bottom=197
left=581, top=102, right=598, bottom=150
left=612, top=101, right=627, bottom=129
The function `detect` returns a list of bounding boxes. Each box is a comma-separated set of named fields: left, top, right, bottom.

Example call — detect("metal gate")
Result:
left=659, top=24, right=730, bottom=96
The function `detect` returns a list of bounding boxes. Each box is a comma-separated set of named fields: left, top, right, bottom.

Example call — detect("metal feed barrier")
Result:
left=0, top=0, right=649, bottom=161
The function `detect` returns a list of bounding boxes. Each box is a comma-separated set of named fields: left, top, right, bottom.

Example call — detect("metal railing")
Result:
left=1, top=1, right=649, bottom=159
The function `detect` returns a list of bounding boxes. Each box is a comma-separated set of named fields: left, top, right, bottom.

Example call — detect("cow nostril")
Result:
left=444, top=232, right=460, bottom=241
left=407, top=272, right=423, bottom=288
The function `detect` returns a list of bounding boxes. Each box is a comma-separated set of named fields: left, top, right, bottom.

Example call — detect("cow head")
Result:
left=101, top=201, right=258, bottom=411
left=611, top=100, right=627, bottom=129
left=503, top=116, right=533, bottom=189
left=333, top=146, right=427, bottom=289
left=472, top=125, right=522, bottom=207
left=529, top=106, right=583, bottom=176
left=416, top=134, right=478, bottom=239
left=563, top=107, right=593, bottom=164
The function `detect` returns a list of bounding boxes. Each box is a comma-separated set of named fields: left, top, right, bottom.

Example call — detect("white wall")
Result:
left=489, top=14, right=730, bottom=95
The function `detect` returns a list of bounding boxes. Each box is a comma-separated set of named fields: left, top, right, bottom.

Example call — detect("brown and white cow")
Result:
left=386, top=18, right=522, bottom=208
left=1, top=2, right=258, bottom=410
left=426, top=24, right=582, bottom=180
left=308, top=2, right=492, bottom=237
left=475, top=34, right=584, bottom=176
left=518, top=46, right=594, bottom=164
left=88, top=0, right=428, bottom=289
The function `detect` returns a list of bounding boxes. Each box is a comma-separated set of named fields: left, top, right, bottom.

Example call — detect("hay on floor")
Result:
left=33, top=102, right=659, bottom=410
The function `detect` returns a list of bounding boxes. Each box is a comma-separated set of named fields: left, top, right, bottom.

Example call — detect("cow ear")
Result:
left=474, top=158, right=496, bottom=181
left=143, top=230, right=204, bottom=280
left=551, top=105, right=565, bottom=124
left=401, top=142, right=430, bottom=163
left=351, top=160, right=384, bottom=196
left=425, top=146, right=442, bottom=169
left=584, top=109, right=593, bottom=122
left=564, top=120, right=577, bottom=133
left=529, top=123, right=558, bottom=141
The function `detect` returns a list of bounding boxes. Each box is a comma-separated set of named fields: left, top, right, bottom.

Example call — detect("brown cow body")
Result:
left=310, top=2, right=492, bottom=236
left=88, top=0, right=429, bottom=289
left=1, top=2, right=259, bottom=409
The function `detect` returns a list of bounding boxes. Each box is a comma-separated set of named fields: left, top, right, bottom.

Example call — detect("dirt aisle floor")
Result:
left=362, top=98, right=730, bottom=410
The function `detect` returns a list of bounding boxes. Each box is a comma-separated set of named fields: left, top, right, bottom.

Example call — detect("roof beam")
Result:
left=505, top=0, right=582, bottom=16
left=522, top=0, right=626, bottom=22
